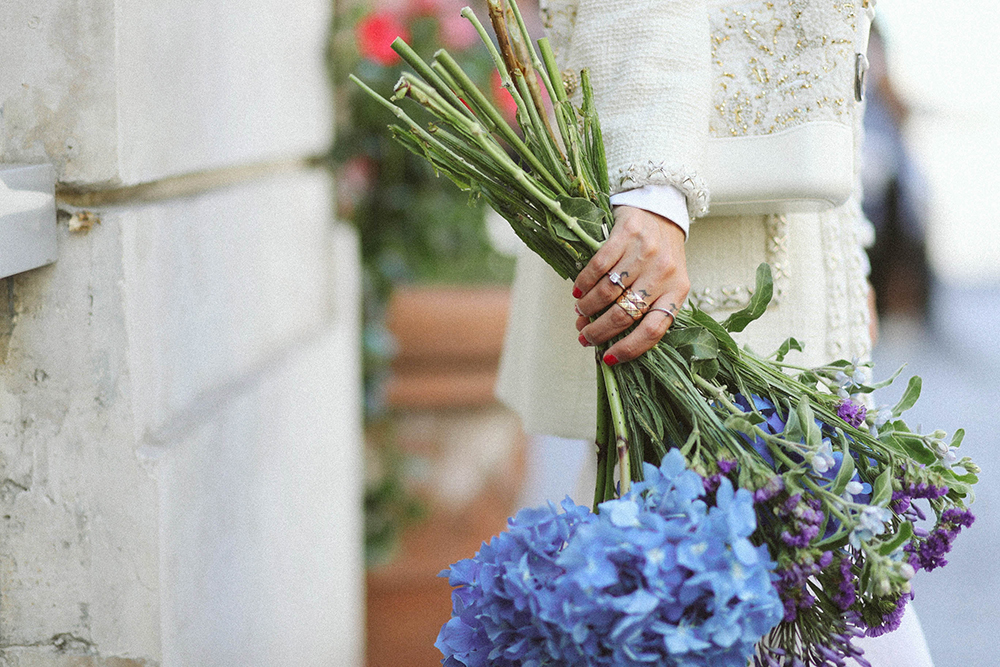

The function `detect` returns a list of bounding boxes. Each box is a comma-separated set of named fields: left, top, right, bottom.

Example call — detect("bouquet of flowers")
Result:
left=353, top=1, right=980, bottom=665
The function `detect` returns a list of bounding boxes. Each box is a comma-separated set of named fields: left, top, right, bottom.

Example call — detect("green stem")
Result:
left=580, top=69, right=611, bottom=195
left=600, top=360, right=631, bottom=495
left=433, top=49, right=564, bottom=195
left=438, top=108, right=601, bottom=252
left=512, top=70, right=570, bottom=189
left=459, top=7, right=530, bottom=126
left=594, top=371, right=611, bottom=511
left=505, top=0, right=557, bottom=102
left=390, top=38, right=480, bottom=126
left=351, top=75, right=469, bottom=173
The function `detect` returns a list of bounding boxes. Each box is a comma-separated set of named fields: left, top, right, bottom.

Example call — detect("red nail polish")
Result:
left=578, top=333, right=590, bottom=347
left=574, top=304, right=583, bottom=317
left=603, top=353, right=618, bottom=366
left=572, top=286, right=583, bottom=299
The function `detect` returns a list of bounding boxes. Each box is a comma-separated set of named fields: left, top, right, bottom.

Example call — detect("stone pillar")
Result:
left=0, top=1, right=363, bottom=665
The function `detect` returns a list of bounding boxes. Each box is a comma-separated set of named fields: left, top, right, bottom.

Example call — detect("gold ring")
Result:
left=616, top=291, right=648, bottom=321
left=622, top=288, right=648, bottom=312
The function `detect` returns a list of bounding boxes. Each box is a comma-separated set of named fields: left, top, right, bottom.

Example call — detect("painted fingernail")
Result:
left=603, top=353, right=618, bottom=366
left=574, top=304, right=583, bottom=317
left=578, top=333, right=591, bottom=347
left=572, top=286, right=583, bottom=298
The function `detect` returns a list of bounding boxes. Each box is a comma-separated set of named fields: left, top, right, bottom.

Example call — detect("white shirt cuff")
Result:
left=609, top=184, right=691, bottom=238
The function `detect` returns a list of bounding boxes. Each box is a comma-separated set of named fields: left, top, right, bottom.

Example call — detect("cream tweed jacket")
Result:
left=497, top=0, right=877, bottom=441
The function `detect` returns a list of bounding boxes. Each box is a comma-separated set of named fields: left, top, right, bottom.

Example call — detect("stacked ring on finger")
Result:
left=647, top=304, right=678, bottom=326
left=616, top=288, right=649, bottom=321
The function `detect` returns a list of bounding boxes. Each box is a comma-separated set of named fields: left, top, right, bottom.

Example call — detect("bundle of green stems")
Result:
left=354, top=0, right=978, bottom=658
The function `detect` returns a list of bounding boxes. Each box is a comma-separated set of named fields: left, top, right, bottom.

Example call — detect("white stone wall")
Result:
left=1, top=1, right=363, bottom=665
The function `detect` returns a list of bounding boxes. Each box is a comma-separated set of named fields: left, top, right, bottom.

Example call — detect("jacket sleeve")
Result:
left=555, top=0, right=712, bottom=218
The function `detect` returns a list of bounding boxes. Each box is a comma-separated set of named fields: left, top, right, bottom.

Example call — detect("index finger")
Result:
left=572, top=234, right=627, bottom=298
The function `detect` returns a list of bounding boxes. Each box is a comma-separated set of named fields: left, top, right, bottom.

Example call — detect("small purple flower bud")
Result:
left=837, top=400, right=868, bottom=428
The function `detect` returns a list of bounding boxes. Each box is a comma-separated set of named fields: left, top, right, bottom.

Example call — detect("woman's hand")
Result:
left=572, top=206, right=690, bottom=365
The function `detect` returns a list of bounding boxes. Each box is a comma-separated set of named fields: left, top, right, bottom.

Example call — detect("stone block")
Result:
left=156, top=324, right=363, bottom=667
left=114, top=0, right=332, bottom=184
left=1, top=0, right=332, bottom=186
left=0, top=649, right=155, bottom=666
left=0, top=198, right=160, bottom=658
left=118, top=169, right=336, bottom=438
left=0, top=0, right=119, bottom=185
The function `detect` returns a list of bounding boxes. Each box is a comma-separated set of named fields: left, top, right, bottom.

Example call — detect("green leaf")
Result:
left=892, top=376, right=922, bottom=417
left=939, top=466, right=979, bottom=485
left=783, top=400, right=804, bottom=443
left=871, top=466, right=893, bottom=507
left=796, top=371, right=820, bottom=386
left=795, top=396, right=821, bottom=447
left=951, top=428, right=966, bottom=449
left=554, top=195, right=609, bottom=242
left=722, top=264, right=774, bottom=332
left=665, top=327, right=719, bottom=362
left=830, top=434, right=856, bottom=496
left=774, top=337, right=804, bottom=362
left=688, top=308, right=739, bottom=355
left=890, top=435, right=937, bottom=466
left=725, top=415, right=757, bottom=436
left=692, top=358, right=720, bottom=381
left=870, top=364, right=906, bottom=390
left=877, top=521, right=914, bottom=556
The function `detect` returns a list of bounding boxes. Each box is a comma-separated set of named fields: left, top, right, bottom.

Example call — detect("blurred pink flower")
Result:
left=491, top=70, right=518, bottom=124
left=408, top=0, right=444, bottom=15
left=356, top=11, right=410, bottom=66
left=336, top=156, right=375, bottom=218
left=439, top=13, right=479, bottom=51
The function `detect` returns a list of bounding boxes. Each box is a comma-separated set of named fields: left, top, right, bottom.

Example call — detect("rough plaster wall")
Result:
left=1, top=0, right=361, bottom=663
left=0, top=0, right=120, bottom=185
left=0, top=219, right=160, bottom=660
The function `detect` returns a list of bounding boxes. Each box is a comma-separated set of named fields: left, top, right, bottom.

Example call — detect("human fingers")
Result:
left=570, top=233, right=629, bottom=303
left=577, top=249, right=687, bottom=348
left=578, top=284, right=653, bottom=346
left=574, top=207, right=680, bottom=318
left=602, top=295, right=685, bottom=366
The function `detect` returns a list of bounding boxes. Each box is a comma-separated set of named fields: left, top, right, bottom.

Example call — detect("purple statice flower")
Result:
left=837, top=400, right=868, bottom=429
left=830, top=556, right=858, bottom=611
left=905, top=507, right=975, bottom=572
left=892, top=480, right=948, bottom=515
left=436, top=450, right=784, bottom=667
left=703, top=459, right=739, bottom=494
left=776, top=494, right=824, bottom=550
left=718, top=458, right=738, bottom=475
left=773, top=551, right=833, bottom=622
left=753, top=475, right=784, bottom=503
left=864, top=593, right=912, bottom=638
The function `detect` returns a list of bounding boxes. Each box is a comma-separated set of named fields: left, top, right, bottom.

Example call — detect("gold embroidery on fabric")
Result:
left=709, top=0, right=859, bottom=138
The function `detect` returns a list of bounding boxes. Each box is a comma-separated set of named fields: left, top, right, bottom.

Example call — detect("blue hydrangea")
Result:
left=436, top=450, right=783, bottom=666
